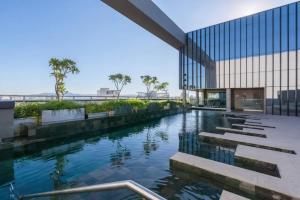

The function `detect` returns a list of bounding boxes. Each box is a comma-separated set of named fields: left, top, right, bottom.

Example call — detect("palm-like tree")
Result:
left=108, top=73, right=131, bottom=99
left=140, top=75, right=159, bottom=99
left=49, top=58, right=80, bottom=101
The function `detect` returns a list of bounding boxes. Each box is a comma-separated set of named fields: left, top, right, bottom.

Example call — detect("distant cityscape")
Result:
left=0, top=87, right=173, bottom=102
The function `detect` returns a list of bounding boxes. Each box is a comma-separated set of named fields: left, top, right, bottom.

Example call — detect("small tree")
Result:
left=140, top=75, right=159, bottom=99
left=154, top=82, right=169, bottom=93
left=49, top=58, right=80, bottom=101
left=108, top=73, right=131, bottom=99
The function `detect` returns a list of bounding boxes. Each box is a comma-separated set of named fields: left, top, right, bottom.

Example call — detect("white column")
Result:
left=226, top=89, right=231, bottom=112
left=0, top=101, right=15, bottom=140
left=196, top=90, right=199, bottom=106
left=182, top=89, right=187, bottom=106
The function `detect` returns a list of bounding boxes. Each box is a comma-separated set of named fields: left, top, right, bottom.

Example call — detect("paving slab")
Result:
left=173, top=113, right=300, bottom=199
left=170, top=152, right=300, bottom=199
left=215, top=127, right=266, bottom=138
left=199, top=132, right=295, bottom=154
left=235, top=145, right=300, bottom=184
left=220, top=190, right=250, bottom=200
left=231, top=124, right=265, bottom=130
left=243, top=123, right=275, bottom=128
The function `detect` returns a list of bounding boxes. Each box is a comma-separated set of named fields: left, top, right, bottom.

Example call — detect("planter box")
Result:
left=88, top=112, right=108, bottom=119
left=41, top=108, right=85, bottom=125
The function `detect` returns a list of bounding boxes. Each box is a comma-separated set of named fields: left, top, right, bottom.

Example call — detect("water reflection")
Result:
left=51, top=155, right=68, bottom=189
left=154, top=170, right=221, bottom=200
left=0, top=111, right=235, bottom=200
left=179, top=111, right=235, bottom=164
left=110, top=140, right=131, bottom=167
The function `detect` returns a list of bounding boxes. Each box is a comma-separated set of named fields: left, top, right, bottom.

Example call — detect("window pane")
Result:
left=210, top=26, right=215, bottom=60
left=273, top=87, right=280, bottom=115
left=225, top=22, right=230, bottom=60
left=289, top=86, right=296, bottom=116
left=201, top=29, right=205, bottom=88
left=206, top=28, right=210, bottom=88
left=281, top=6, right=288, bottom=52
left=266, top=87, right=273, bottom=114
left=215, top=25, right=220, bottom=61
left=193, top=31, right=197, bottom=88
left=266, top=10, right=273, bottom=54
left=187, top=32, right=192, bottom=89
left=197, top=30, right=201, bottom=88
left=273, top=8, right=280, bottom=53
left=289, top=3, right=296, bottom=50
left=235, top=19, right=241, bottom=58
left=297, top=2, right=300, bottom=49
left=202, top=64, right=206, bottom=88
left=241, top=18, right=247, bottom=57
left=247, top=16, right=253, bottom=56
left=220, top=23, right=224, bottom=60
left=230, top=21, right=235, bottom=59
left=259, top=12, right=266, bottom=55
left=253, top=14, right=259, bottom=56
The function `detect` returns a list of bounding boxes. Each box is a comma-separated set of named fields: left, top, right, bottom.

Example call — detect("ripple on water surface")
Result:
left=0, top=110, right=234, bottom=200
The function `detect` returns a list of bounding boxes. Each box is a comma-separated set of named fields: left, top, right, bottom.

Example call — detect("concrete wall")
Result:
left=35, top=107, right=184, bottom=139
left=41, top=108, right=85, bottom=125
left=0, top=102, right=15, bottom=140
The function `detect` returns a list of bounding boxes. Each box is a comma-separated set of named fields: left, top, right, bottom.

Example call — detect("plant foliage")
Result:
left=14, top=100, right=182, bottom=118
left=49, top=58, right=80, bottom=101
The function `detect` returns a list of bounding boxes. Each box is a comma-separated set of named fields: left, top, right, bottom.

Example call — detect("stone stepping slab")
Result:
left=220, top=190, right=250, bottom=200
left=232, top=124, right=265, bottom=130
left=170, top=152, right=300, bottom=199
left=243, top=122, right=275, bottom=128
left=215, top=127, right=266, bottom=138
left=199, top=132, right=295, bottom=154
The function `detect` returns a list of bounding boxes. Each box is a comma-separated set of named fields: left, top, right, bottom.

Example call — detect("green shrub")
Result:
left=85, top=99, right=148, bottom=113
left=40, top=101, right=82, bottom=110
left=14, top=101, right=82, bottom=118
left=14, top=103, right=41, bottom=119
left=14, top=99, right=183, bottom=118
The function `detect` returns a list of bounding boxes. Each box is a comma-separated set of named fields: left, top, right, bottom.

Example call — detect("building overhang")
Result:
left=101, top=0, right=186, bottom=49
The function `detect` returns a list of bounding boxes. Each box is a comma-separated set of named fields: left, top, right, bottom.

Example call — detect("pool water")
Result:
left=0, top=110, right=234, bottom=200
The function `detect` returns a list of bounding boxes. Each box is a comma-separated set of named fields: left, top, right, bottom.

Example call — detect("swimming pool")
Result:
left=0, top=110, right=234, bottom=200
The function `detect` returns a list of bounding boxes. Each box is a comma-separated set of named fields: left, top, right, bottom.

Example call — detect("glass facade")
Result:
left=179, top=2, right=300, bottom=116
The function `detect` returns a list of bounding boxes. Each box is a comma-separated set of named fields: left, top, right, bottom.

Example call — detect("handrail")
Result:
left=0, top=95, right=181, bottom=102
left=19, top=180, right=166, bottom=200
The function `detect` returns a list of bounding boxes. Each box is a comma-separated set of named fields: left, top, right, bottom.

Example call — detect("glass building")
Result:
left=179, top=2, right=300, bottom=116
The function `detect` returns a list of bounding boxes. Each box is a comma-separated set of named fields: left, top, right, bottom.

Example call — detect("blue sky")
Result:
left=0, top=0, right=296, bottom=96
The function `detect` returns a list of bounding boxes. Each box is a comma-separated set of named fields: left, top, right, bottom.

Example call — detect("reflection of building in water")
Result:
left=179, top=111, right=234, bottom=165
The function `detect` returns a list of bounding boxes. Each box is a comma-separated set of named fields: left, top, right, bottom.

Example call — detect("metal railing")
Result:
left=16, top=180, right=166, bottom=200
left=0, top=95, right=181, bottom=103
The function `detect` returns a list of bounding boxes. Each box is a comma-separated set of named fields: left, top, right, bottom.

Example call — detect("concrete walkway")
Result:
left=170, top=113, right=300, bottom=199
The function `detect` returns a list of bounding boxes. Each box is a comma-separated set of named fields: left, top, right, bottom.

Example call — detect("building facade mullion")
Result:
left=180, top=2, right=300, bottom=116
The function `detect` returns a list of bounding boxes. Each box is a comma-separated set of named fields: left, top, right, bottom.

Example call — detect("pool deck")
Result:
left=220, top=190, right=250, bottom=200
left=171, top=113, right=300, bottom=199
